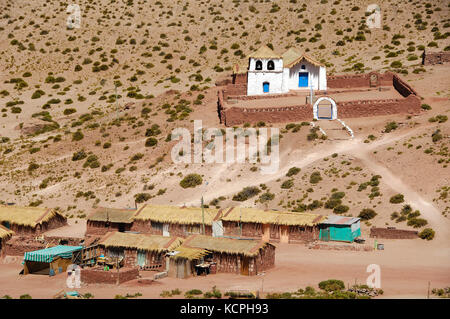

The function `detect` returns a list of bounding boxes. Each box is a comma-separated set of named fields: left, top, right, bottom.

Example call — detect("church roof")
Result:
left=282, top=48, right=325, bottom=68
left=248, top=45, right=282, bottom=59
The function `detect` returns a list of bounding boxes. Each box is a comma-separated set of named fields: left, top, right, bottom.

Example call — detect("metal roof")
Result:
left=321, top=215, right=360, bottom=225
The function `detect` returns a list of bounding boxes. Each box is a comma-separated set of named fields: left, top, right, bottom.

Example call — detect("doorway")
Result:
left=263, top=82, right=270, bottom=93
left=298, top=72, right=309, bottom=87
left=280, top=225, right=289, bottom=243
left=240, top=257, right=250, bottom=276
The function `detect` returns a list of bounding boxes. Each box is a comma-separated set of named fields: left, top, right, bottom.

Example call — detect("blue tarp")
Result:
left=23, top=245, right=83, bottom=263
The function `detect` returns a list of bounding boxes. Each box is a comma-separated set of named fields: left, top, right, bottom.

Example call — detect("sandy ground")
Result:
left=1, top=240, right=448, bottom=299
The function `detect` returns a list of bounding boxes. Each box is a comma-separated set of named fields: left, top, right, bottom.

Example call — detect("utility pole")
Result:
left=201, top=195, right=205, bottom=235
left=239, top=206, right=242, bottom=238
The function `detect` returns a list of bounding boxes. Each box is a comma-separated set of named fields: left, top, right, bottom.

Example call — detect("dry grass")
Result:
left=99, top=231, right=183, bottom=252
left=0, top=205, right=65, bottom=227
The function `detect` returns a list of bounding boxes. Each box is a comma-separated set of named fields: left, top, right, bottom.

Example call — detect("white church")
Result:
left=236, top=45, right=327, bottom=96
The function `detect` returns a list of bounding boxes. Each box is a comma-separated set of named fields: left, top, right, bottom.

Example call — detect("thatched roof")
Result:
left=282, top=48, right=324, bottom=68
left=134, top=204, right=221, bottom=226
left=0, top=225, right=14, bottom=240
left=87, top=207, right=137, bottom=224
left=0, top=205, right=66, bottom=228
left=248, top=45, right=282, bottom=59
left=99, top=232, right=183, bottom=252
left=170, top=246, right=210, bottom=261
left=181, top=235, right=273, bottom=257
left=221, top=207, right=326, bottom=226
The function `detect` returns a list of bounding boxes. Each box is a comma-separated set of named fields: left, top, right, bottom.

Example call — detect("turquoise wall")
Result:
left=320, top=224, right=361, bottom=242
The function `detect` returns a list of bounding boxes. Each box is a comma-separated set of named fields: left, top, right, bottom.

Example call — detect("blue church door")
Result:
left=298, top=72, right=309, bottom=87
left=263, top=82, right=270, bottom=93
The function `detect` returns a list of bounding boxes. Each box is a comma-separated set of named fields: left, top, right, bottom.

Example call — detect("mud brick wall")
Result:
left=337, top=94, right=421, bottom=118
left=0, top=239, right=4, bottom=258
left=4, top=237, right=46, bottom=256
left=130, top=220, right=151, bottom=233
left=80, top=267, right=139, bottom=285
left=251, top=245, right=276, bottom=275
left=5, top=216, right=67, bottom=236
left=422, top=51, right=450, bottom=65
left=288, top=226, right=320, bottom=243
left=370, top=227, right=418, bottom=239
left=270, top=225, right=280, bottom=241
left=309, top=242, right=373, bottom=251
left=222, top=84, right=248, bottom=99
left=86, top=221, right=132, bottom=236
left=392, top=74, right=419, bottom=97
left=223, top=221, right=263, bottom=239
left=212, top=253, right=239, bottom=274
left=232, top=73, right=248, bottom=85
left=327, top=72, right=394, bottom=88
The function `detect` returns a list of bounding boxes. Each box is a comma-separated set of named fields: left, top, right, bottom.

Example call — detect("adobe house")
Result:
left=0, top=225, right=13, bottom=258
left=131, top=204, right=222, bottom=237
left=0, top=205, right=67, bottom=235
left=220, top=207, right=326, bottom=243
left=237, top=45, right=327, bottom=95
left=98, top=231, right=183, bottom=270
left=86, top=207, right=137, bottom=236
left=168, top=234, right=275, bottom=277
left=319, top=215, right=361, bottom=243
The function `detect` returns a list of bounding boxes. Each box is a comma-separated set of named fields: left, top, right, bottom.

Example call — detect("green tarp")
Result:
left=24, top=245, right=83, bottom=263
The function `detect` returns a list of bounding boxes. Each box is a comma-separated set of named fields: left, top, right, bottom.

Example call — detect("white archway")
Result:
left=313, top=97, right=337, bottom=120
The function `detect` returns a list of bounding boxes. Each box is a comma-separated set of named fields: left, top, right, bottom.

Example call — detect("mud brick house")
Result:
left=86, top=207, right=138, bottom=236
left=0, top=225, right=13, bottom=258
left=0, top=205, right=67, bottom=235
left=98, top=231, right=183, bottom=270
left=169, top=234, right=275, bottom=277
left=220, top=207, right=326, bottom=243
left=131, top=205, right=222, bottom=237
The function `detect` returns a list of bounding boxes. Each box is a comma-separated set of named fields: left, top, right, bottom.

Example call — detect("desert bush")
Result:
left=72, top=130, right=84, bottom=141
left=384, top=122, right=398, bottom=133
left=232, top=186, right=261, bottom=201
left=286, top=167, right=301, bottom=177
left=281, top=179, right=294, bottom=189
left=419, top=228, right=435, bottom=240
left=145, top=137, right=157, bottom=147
left=309, top=171, right=322, bottom=184
left=389, top=194, right=404, bottom=204
left=180, top=174, right=203, bottom=188
left=407, top=218, right=428, bottom=228
left=359, top=208, right=377, bottom=220
left=134, top=193, right=151, bottom=203
left=318, top=279, right=345, bottom=292
left=72, top=150, right=87, bottom=161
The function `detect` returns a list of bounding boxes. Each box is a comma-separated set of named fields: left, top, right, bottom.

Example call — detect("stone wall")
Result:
left=327, top=72, right=393, bottom=88
left=130, top=220, right=212, bottom=237
left=370, top=227, right=418, bottom=239
left=422, top=51, right=450, bottom=65
left=80, top=267, right=139, bottom=285
left=250, top=244, right=276, bottom=275
left=4, top=235, right=84, bottom=256
left=308, top=241, right=373, bottom=251
left=288, top=225, right=320, bottom=243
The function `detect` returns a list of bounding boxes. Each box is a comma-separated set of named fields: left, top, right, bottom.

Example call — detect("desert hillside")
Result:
left=0, top=0, right=449, bottom=240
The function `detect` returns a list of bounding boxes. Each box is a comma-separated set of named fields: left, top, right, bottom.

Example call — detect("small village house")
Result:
left=131, top=205, right=222, bottom=237
left=319, top=215, right=361, bottom=242
left=22, top=245, right=83, bottom=275
left=0, top=225, right=14, bottom=258
left=86, top=207, right=137, bottom=236
left=0, top=205, right=67, bottom=235
left=98, top=231, right=183, bottom=270
left=168, top=235, right=275, bottom=278
left=237, top=45, right=327, bottom=96
left=221, top=207, right=326, bottom=243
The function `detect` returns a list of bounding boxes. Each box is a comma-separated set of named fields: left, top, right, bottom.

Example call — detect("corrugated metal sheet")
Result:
left=321, top=215, right=360, bottom=225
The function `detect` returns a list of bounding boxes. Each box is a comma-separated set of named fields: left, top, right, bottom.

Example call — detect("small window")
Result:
left=267, top=60, right=275, bottom=70
left=255, top=60, right=263, bottom=70
left=301, top=65, right=306, bottom=70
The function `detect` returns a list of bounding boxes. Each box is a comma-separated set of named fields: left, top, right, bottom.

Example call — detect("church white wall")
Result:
left=319, top=66, right=327, bottom=91
left=249, top=58, right=283, bottom=72
left=247, top=71, right=284, bottom=95
left=285, top=61, right=320, bottom=91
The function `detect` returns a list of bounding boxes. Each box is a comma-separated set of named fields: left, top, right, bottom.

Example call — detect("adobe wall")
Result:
left=130, top=220, right=212, bottom=237
left=337, top=95, right=421, bottom=118
left=85, top=221, right=132, bottom=236
left=80, top=267, right=139, bottom=285
left=251, top=245, right=276, bottom=275
left=3, top=235, right=83, bottom=256
left=288, top=226, right=320, bottom=243
left=327, top=72, right=393, bottom=88
left=232, top=73, right=248, bottom=85
left=422, top=51, right=450, bottom=65
left=370, top=227, right=418, bottom=239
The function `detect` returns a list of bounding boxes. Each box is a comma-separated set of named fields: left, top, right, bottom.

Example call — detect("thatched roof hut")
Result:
left=134, top=204, right=222, bottom=226
left=99, top=232, right=183, bottom=252
left=0, top=205, right=66, bottom=234
left=87, top=207, right=137, bottom=223
left=221, top=207, right=326, bottom=226
left=180, top=234, right=273, bottom=257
